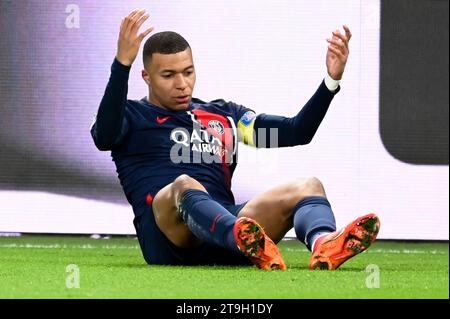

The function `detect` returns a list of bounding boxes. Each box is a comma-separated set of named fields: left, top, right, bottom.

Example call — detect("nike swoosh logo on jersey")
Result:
left=156, top=116, right=171, bottom=124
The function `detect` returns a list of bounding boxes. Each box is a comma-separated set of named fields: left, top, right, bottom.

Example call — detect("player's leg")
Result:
left=153, top=174, right=239, bottom=250
left=238, top=176, right=333, bottom=245
left=153, top=174, right=286, bottom=269
left=151, top=176, right=205, bottom=248
left=238, top=176, right=380, bottom=269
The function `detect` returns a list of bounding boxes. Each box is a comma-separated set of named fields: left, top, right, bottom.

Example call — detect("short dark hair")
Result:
left=143, top=31, right=190, bottom=66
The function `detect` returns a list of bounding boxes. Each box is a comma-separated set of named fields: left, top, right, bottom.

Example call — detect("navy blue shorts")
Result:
left=133, top=201, right=251, bottom=266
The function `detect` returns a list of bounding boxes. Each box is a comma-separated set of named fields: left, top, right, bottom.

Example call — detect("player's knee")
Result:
left=172, top=174, right=206, bottom=200
left=173, top=174, right=195, bottom=193
left=295, top=176, right=325, bottom=197
left=306, top=176, right=324, bottom=190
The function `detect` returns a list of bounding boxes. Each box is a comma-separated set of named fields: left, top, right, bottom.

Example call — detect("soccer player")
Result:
left=91, top=9, right=380, bottom=270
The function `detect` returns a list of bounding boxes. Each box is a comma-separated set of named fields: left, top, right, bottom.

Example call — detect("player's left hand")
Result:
left=326, top=25, right=352, bottom=80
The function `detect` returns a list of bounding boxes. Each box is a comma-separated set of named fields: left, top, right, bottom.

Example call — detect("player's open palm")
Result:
left=326, top=25, right=352, bottom=80
left=116, top=9, right=154, bottom=66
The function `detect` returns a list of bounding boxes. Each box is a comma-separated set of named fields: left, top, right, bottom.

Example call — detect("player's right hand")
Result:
left=116, top=9, right=154, bottom=66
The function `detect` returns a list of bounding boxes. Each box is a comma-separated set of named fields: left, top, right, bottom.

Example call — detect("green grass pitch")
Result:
left=0, top=235, right=447, bottom=299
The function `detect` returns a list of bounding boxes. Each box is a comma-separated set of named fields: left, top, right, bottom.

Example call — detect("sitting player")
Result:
left=91, top=9, right=380, bottom=270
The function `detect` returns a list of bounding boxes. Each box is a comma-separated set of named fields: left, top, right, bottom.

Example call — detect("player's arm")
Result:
left=238, top=80, right=338, bottom=147
left=91, top=9, right=153, bottom=151
left=238, top=26, right=351, bottom=148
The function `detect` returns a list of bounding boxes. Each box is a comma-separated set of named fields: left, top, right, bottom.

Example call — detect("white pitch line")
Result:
left=368, top=249, right=447, bottom=255
left=283, top=247, right=447, bottom=255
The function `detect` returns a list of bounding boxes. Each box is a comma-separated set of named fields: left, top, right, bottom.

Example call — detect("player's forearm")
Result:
left=254, top=80, right=338, bottom=147
left=94, top=58, right=130, bottom=149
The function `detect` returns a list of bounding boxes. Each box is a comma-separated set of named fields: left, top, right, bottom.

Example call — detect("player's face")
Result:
left=143, top=48, right=196, bottom=111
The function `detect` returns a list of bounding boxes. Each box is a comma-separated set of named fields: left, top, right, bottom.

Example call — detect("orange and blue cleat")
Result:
left=310, top=213, right=380, bottom=270
left=234, top=217, right=287, bottom=270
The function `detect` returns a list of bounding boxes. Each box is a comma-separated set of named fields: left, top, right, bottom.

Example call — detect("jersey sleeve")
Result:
left=91, top=112, right=130, bottom=150
left=91, top=58, right=131, bottom=151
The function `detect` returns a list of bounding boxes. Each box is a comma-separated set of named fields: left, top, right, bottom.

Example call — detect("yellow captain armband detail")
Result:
left=237, top=111, right=257, bottom=146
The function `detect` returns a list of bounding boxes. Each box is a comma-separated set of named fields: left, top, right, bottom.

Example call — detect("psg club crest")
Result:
left=208, top=120, right=225, bottom=135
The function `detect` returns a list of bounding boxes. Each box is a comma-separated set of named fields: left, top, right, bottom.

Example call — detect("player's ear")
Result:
left=142, top=69, right=150, bottom=85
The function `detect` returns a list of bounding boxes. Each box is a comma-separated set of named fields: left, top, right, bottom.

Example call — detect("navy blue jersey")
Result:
left=93, top=95, right=252, bottom=214
left=91, top=59, right=337, bottom=218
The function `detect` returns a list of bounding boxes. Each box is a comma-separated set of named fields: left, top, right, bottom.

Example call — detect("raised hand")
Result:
left=326, top=25, right=352, bottom=80
left=116, top=9, right=154, bottom=66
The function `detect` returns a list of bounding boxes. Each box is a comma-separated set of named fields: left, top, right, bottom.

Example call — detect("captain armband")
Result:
left=237, top=111, right=257, bottom=146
